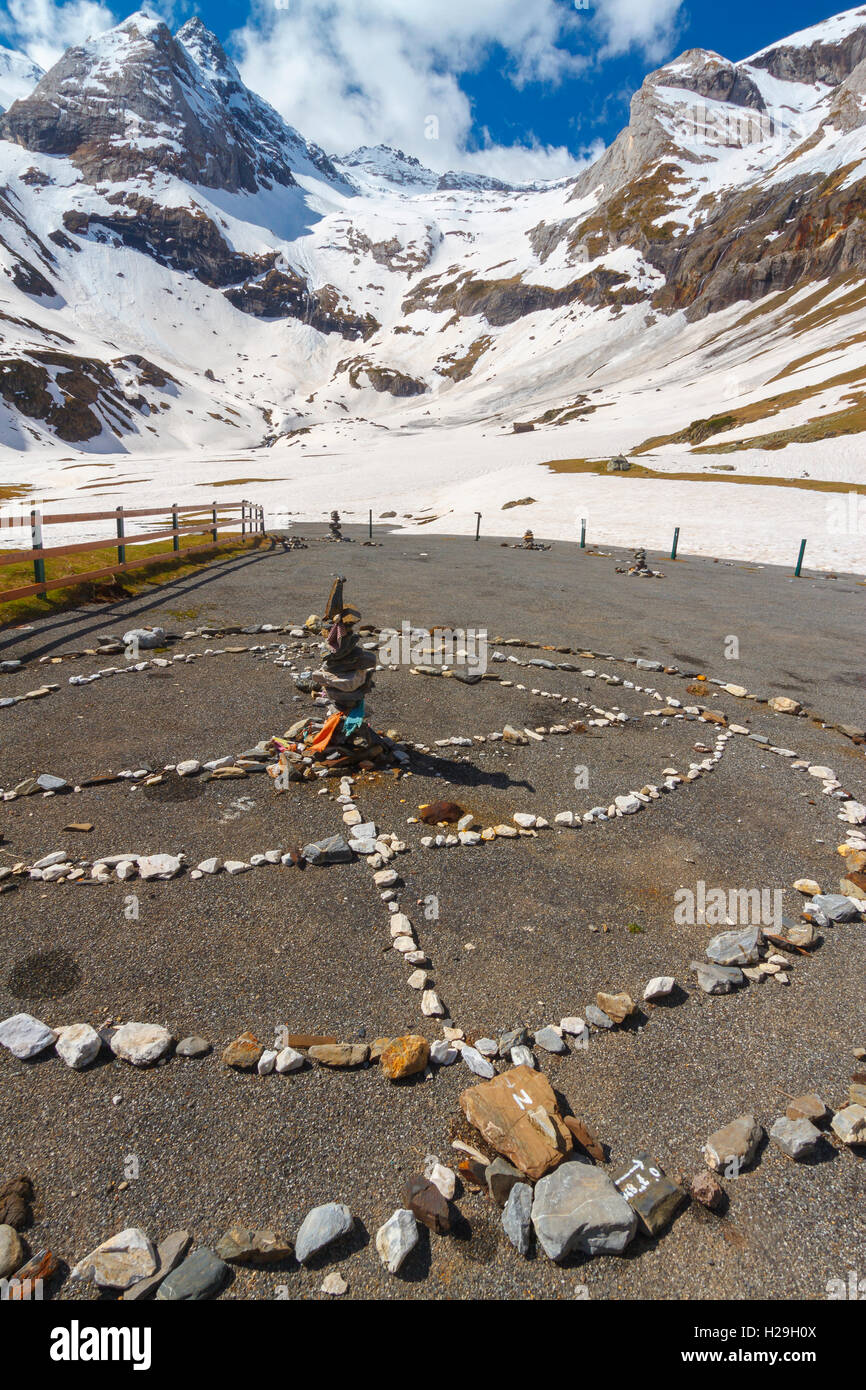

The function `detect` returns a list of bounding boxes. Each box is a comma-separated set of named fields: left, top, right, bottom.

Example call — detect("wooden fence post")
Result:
left=171, top=502, right=179, bottom=553
left=212, top=503, right=218, bottom=543
left=116, top=506, right=125, bottom=565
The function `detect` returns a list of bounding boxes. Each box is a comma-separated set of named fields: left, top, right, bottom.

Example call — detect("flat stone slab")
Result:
left=611, top=1152, right=687, bottom=1236
left=459, top=1065, right=572, bottom=1181
left=156, top=1247, right=228, bottom=1300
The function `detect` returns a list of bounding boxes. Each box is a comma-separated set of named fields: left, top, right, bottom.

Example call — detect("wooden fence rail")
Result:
left=0, top=499, right=265, bottom=603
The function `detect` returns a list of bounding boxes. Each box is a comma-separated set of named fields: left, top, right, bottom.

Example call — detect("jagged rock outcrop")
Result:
left=402, top=266, right=644, bottom=326
left=226, top=269, right=378, bottom=338
left=337, top=357, right=428, bottom=395
left=750, top=17, right=866, bottom=86
left=0, top=351, right=129, bottom=441
left=651, top=169, right=866, bottom=319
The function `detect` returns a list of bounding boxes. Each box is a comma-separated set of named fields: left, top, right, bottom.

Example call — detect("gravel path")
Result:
left=0, top=526, right=863, bottom=1301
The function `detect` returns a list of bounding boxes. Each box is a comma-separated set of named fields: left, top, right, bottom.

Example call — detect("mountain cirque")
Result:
left=0, top=6, right=865, bottom=480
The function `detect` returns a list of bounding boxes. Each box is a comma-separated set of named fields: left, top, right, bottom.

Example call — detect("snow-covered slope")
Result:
left=0, top=9, right=863, bottom=569
left=0, top=47, right=43, bottom=114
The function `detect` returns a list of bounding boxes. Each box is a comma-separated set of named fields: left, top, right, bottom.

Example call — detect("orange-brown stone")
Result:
left=380, top=1034, right=430, bottom=1080
left=459, top=1065, right=572, bottom=1180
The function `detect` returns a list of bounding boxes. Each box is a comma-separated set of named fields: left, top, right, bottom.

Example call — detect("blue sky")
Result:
left=0, top=0, right=852, bottom=177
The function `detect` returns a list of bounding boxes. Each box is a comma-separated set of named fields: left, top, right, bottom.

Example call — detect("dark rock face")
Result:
left=402, top=267, right=645, bottom=327
left=225, top=269, right=378, bottom=339
left=651, top=172, right=866, bottom=320
left=337, top=356, right=427, bottom=394
left=0, top=14, right=308, bottom=193
left=63, top=199, right=272, bottom=288
left=751, top=24, right=866, bottom=86
left=0, top=349, right=164, bottom=442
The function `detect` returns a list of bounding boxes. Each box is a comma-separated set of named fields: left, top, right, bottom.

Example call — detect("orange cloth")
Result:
left=307, top=711, right=342, bottom=753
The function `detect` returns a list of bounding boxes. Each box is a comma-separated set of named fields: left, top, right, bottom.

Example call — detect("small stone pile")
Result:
left=327, top=510, right=351, bottom=542
left=616, top=548, right=664, bottom=578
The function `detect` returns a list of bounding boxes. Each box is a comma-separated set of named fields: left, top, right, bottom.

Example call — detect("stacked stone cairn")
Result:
left=270, top=579, right=389, bottom=774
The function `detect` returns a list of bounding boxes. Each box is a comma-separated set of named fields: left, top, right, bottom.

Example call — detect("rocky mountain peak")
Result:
left=0, top=10, right=345, bottom=193
left=650, top=48, right=766, bottom=111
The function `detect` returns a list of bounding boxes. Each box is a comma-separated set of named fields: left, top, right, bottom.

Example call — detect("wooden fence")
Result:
left=0, top=499, right=265, bottom=602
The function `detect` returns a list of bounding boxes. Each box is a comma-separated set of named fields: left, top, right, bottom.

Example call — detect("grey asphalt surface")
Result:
left=0, top=525, right=864, bottom=1302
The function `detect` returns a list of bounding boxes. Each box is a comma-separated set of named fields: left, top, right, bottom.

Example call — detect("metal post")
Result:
left=172, top=503, right=179, bottom=553
left=212, top=503, right=218, bottom=544
left=260, top=505, right=265, bottom=535
left=31, top=506, right=45, bottom=587
left=116, top=506, right=126, bottom=565
left=580, top=518, right=586, bottom=549
left=671, top=526, right=679, bottom=560
left=368, top=508, right=372, bottom=540
left=794, top=538, right=807, bottom=577
left=475, top=512, right=481, bottom=541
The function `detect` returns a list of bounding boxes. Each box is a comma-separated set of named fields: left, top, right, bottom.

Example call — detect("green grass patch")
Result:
left=0, top=532, right=267, bottom=629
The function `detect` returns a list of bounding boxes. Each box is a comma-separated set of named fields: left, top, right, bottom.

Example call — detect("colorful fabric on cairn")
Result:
left=308, top=711, right=343, bottom=753
left=342, top=702, right=365, bottom=735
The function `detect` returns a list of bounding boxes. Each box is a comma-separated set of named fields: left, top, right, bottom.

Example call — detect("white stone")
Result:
left=71, top=1227, right=157, bottom=1291
left=257, top=1049, right=277, bottom=1075
left=224, top=860, right=251, bottom=874
left=110, top=1022, right=173, bottom=1066
left=55, top=1023, right=101, bottom=1070
left=421, top=990, right=445, bottom=1017
left=275, top=1047, right=305, bottom=1074
left=425, top=1161, right=456, bottom=1199
left=513, top=812, right=537, bottom=828
left=430, top=1039, right=457, bottom=1065
left=0, top=1012, right=57, bottom=1059
left=559, top=1016, right=586, bottom=1035
left=138, top=854, right=182, bottom=880
left=462, top=1045, right=495, bottom=1079
left=32, top=850, right=67, bottom=869
left=176, top=760, right=201, bottom=777
left=644, top=976, right=675, bottom=1001
left=375, top=1209, right=418, bottom=1274
left=197, top=858, right=223, bottom=874
left=510, top=1044, right=536, bottom=1068
left=554, top=811, right=576, bottom=826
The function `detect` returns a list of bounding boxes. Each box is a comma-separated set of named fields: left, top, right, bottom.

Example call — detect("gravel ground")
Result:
left=0, top=527, right=864, bottom=1302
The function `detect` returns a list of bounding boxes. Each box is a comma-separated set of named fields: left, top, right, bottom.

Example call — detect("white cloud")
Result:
left=593, top=0, right=685, bottom=63
left=0, top=0, right=117, bottom=70
left=232, top=0, right=600, bottom=181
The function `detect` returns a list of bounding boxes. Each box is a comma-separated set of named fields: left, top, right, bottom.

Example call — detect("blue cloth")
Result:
left=342, top=701, right=365, bottom=734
